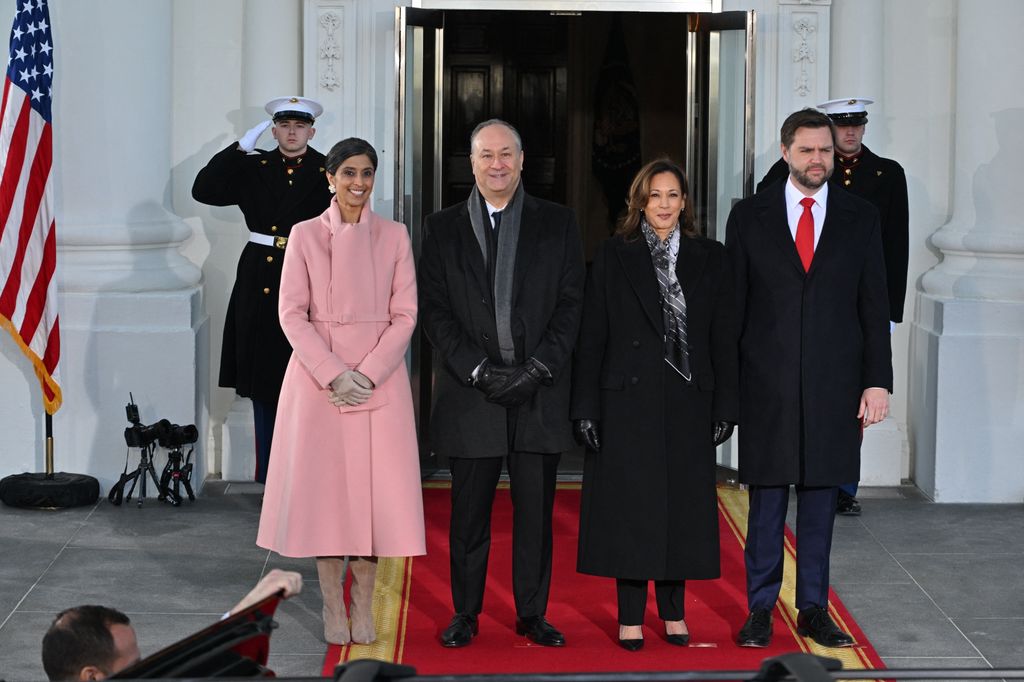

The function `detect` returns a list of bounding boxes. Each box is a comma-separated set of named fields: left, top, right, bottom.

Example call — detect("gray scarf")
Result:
left=468, top=181, right=524, bottom=364
left=641, top=218, right=691, bottom=381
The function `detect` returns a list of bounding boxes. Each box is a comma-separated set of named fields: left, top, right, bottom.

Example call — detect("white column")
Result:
left=913, top=0, right=1024, bottom=502
left=775, top=0, right=831, bottom=132
left=45, top=0, right=207, bottom=491
left=827, top=0, right=903, bottom=488
left=218, top=0, right=304, bottom=481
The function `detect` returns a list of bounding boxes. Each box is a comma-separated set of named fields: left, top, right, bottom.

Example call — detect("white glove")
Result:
left=328, top=370, right=373, bottom=406
left=238, top=119, right=272, bottom=153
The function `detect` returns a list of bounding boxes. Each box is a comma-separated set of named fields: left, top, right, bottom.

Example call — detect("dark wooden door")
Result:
left=442, top=11, right=568, bottom=207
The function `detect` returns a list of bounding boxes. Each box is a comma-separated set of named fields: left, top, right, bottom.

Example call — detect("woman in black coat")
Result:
left=571, top=159, right=739, bottom=650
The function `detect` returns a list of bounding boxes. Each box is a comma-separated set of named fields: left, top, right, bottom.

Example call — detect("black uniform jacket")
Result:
left=418, top=193, right=585, bottom=458
left=726, top=180, right=893, bottom=486
left=192, top=143, right=331, bottom=402
left=758, top=145, right=909, bottom=322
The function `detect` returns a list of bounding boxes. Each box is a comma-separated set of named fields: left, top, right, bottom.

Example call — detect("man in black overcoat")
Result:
left=418, top=119, right=585, bottom=648
left=192, top=97, right=331, bottom=483
left=757, top=97, right=909, bottom=516
left=726, top=108, right=892, bottom=649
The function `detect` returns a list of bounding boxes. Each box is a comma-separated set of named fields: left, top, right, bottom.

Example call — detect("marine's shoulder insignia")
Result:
left=261, top=159, right=268, bottom=165
left=877, top=170, right=883, bottom=176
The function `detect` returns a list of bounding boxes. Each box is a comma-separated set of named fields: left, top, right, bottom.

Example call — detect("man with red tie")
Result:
left=725, top=108, right=892, bottom=648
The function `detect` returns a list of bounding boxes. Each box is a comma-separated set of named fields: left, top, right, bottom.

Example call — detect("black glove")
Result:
left=473, top=360, right=515, bottom=397
left=486, top=358, right=547, bottom=408
left=573, top=419, right=601, bottom=452
left=713, top=420, right=736, bottom=446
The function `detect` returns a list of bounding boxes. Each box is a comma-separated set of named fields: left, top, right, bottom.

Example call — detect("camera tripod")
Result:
left=109, top=443, right=174, bottom=507
left=159, top=446, right=195, bottom=505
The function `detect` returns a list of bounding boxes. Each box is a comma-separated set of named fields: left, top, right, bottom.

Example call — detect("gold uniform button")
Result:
left=287, top=168, right=294, bottom=175
left=270, top=225, right=278, bottom=232
left=266, top=256, right=274, bottom=263
left=844, top=179, right=851, bottom=186
left=263, top=287, right=271, bottom=294
left=288, top=180, right=293, bottom=186
left=845, top=168, right=852, bottom=175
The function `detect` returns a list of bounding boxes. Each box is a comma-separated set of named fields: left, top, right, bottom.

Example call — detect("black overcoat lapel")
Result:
left=454, top=203, right=491, bottom=302
left=676, top=235, right=707, bottom=300
left=807, top=189, right=858, bottom=278
left=756, top=184, right=805, bottom=277
left=511, top=196, right=541, bottom=308
left=615, top=236, right=663, bottom=335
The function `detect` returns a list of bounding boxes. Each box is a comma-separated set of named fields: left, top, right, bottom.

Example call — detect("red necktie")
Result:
left=796, top=197, right=815, bottom=271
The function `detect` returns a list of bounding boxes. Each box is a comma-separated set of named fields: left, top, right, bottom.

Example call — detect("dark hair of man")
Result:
left=615, top=157, right=698, bottom=241
left=42, top=605, right=131, bottom=681
left=780, top=107, right=837, bottom=149
left=325, top=137, right=378, bottom=174
left=469, top=118, right=523, bottom=154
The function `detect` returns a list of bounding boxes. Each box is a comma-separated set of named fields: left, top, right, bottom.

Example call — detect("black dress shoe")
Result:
left=797, top=607, right=855, bottom=647
left=737, top=609, right=773, bottom=647
left=666, top=633, right=690, bottom=646
left=837, top=491, right=862, bottom=516
left=618, top=637, right=644, bottom=651
left=515, top=615, right=565, bottom=647
left=440, top=613, right=478, bottom=648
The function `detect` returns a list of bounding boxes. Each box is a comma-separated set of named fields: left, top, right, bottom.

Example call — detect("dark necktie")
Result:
left=487, top=210, right=502, bottom=288
left=796, top=197, right=815, bottom=271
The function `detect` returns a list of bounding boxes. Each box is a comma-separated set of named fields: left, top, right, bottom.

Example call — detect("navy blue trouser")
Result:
left=744, top=485, right=838, bottom=611
left=252, top=398, right=277, bottom=485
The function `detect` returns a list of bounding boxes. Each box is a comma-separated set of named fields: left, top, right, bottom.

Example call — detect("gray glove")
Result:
left=238, top=119, right=272, bottom=153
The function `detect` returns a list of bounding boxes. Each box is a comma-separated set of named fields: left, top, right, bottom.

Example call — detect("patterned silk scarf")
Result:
left=641, top=218, right=692, bottom=381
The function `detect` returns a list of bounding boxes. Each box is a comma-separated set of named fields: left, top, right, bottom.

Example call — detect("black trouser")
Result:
left=616, top=579, right=686, bottom=625
left=448, top=448, right=560, bottom=619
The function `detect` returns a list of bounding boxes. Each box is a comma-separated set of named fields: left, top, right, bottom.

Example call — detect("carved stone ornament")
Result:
left=792, top=16, right=816, bottom=97
left=319, top=12, right=341, bottom=91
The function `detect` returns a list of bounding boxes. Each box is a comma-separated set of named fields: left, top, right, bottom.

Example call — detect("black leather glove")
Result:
left=573, top=419, right=601, bottom=452
left=713, top=420, right=736, bottom=446
left=473, top=360, right=515, bottom=397
left=486, top=358, right=546, bottom=408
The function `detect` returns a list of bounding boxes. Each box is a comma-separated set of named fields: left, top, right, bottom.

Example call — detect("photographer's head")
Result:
left=42, top=606, right=140, bottom=681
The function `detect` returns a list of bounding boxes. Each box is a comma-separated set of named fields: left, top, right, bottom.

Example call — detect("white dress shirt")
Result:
left=784, top=176, right=828, bottom=248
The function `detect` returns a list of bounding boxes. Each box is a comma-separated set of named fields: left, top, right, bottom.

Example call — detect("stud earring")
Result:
left=328, top=184, right=336, bottom=194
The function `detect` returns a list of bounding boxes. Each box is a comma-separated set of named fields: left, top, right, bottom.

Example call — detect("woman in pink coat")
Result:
left=256, top=138, right=425, bottom=646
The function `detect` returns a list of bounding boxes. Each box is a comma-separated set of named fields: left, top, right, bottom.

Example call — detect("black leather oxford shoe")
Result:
left=440, top=613, right=478, bottom=648
left=837, top=491, right=862, bottom=516
left=797, top=606, right=855, bottom=647
left=737, top=609, right=773, bottom=647
left=515, top=615, right=566, bottom=647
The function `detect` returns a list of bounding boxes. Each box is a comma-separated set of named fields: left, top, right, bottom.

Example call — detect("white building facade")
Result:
left=0, top=0, right=1020, bottom=502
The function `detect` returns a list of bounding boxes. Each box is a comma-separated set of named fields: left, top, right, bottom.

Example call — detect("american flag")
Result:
left=1, top=0, right=60, bottom=413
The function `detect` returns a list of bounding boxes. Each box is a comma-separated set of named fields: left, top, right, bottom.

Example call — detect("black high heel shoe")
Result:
left=665, top=620, right=690, bottom=646
left=618, top=625, right=644, bottom=651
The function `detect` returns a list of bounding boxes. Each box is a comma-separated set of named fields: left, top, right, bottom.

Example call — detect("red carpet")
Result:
left=322, top=483, right=884, bottom=675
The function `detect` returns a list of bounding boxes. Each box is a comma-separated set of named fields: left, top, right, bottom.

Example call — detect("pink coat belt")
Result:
left=308, top=313, right=392, bottom=325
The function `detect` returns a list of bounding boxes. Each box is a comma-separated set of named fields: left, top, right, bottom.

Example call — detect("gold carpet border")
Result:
left=717, top=487, right=879, bottom=671
left=332, top=483, right=878, bottom=671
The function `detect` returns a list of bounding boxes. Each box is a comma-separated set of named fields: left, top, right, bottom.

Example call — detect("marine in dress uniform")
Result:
left=756, top=97, right=909, bottom=515
left=192, top=97, right=332, bottom=483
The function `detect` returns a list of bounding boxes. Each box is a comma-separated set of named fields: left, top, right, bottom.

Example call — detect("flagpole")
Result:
left=45, top=413, right=54, bottom=477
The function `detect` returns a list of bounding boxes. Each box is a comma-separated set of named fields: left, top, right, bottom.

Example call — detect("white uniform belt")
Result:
left=309, top=314, right=392, bottom=325
left=249, top=233, right=288, bottom=249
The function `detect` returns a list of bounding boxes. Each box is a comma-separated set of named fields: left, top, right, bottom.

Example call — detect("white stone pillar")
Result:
left=45, top=0, right=207, bottom=491
left=913, top=0, right=1024, bottom=502
left=827, top=0, right=903, bottom=488
left=219, top=0, right=304, bottom=481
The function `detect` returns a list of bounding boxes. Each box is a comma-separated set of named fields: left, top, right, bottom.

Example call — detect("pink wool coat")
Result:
left=256, top=201, right=426, bottom=558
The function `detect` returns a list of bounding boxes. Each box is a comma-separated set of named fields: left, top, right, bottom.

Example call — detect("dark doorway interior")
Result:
left=441, top=10, right=689, bottom=264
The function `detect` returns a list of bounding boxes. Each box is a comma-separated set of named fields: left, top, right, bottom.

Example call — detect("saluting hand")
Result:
left=238, top=119, right=272, bottom=153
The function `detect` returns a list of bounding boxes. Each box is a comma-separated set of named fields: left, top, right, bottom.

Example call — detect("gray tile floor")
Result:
left=1, top=480, right=1022, bottom=681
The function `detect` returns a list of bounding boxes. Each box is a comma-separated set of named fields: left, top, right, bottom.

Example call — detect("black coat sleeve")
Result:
left=858, top=211, right=894, bottom=392
left=708, top=243, right=739, bottom=422
left=529, top=210, right=585, bottom=382
left=883, top=163, right=910, bottom=323
left=570, top=241, right=610, bottom=421
left=192, top=143, right=249, bottom=207
left=417, top=214, right=488, bottom=384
